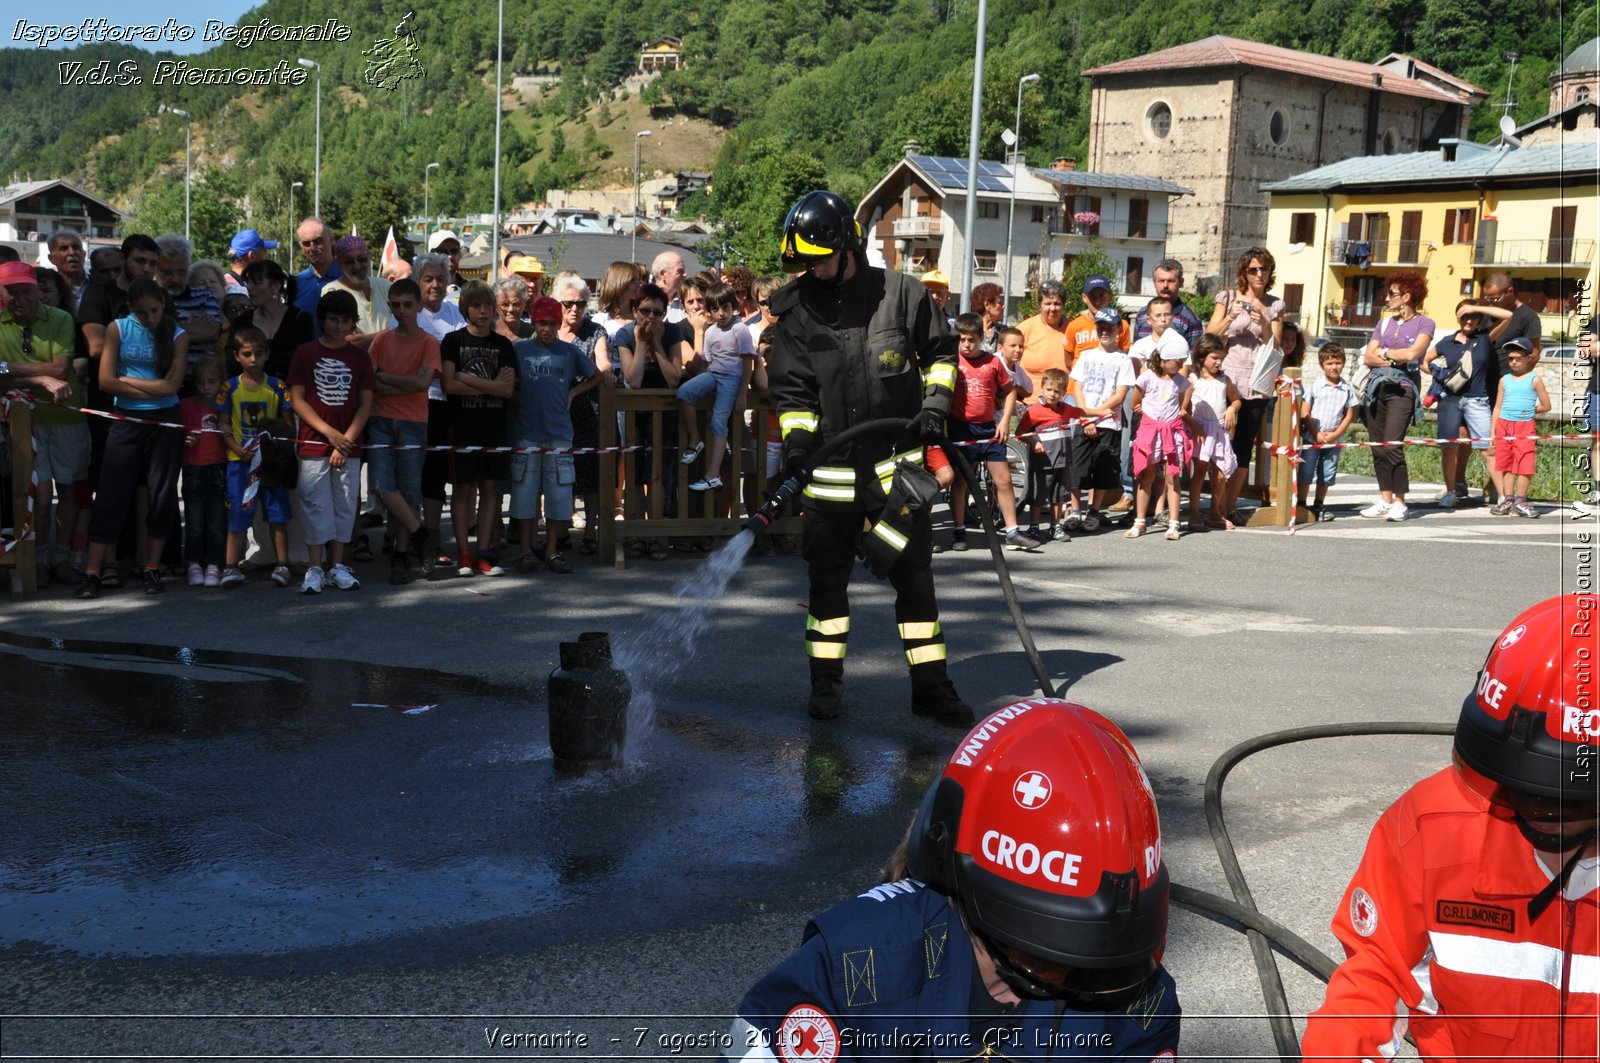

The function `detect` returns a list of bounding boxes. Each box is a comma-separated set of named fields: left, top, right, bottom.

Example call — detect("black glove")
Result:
left=783, top=447, right=811, bottom=478
left=907, top=407, right=946, bottom=443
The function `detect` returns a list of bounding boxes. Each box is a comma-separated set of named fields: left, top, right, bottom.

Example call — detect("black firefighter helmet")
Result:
left=780, top=190, right=863, bottom=271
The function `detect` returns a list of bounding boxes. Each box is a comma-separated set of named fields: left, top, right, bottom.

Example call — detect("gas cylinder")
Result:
left=547, top=631, right=631, bottom=772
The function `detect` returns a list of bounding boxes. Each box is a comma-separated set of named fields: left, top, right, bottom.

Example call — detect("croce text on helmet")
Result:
left=780, top=190, right=862, bottom=271
left=1455, top=594, right=1599, bottom=802
left=906, top=699, right=1169, bottom=985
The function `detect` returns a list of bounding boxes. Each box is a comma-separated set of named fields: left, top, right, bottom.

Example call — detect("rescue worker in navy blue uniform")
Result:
left=767, top=189, right=970, bottom=726
left=725, top=699, right=1181, bottom=1063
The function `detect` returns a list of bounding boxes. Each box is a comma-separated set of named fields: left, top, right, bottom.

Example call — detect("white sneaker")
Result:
left=1386, top=501, right=1409, bottom=522
left=1573, top=492, right=1600, bottom=516
left=1360, top=501, right=1391, bottom=518
left=300, top=566, right=325, bottom=594
left=329, top=563, right=360, bottom=590
left=186, top=563, right=205, bottom=587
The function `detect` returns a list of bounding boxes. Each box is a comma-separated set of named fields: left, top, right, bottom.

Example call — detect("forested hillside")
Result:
left=0, top=0, right=1592, bottom=266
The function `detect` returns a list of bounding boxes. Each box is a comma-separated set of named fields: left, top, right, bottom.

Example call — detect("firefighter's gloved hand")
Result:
left=907, top=407, right=946, bottom=442
left=783, top=447, right=811, bottom=479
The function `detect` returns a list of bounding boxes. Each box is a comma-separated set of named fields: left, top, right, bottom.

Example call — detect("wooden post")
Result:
left=3, top=399, right=37, bottom=598
left=1245, top=388, right=1313, bottom=528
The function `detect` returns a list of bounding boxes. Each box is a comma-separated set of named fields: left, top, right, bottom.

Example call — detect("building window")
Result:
left=1578, top=86, right=1592, bottom=103
left=978, top=202, right=1000, bottom=220
left=975, top=250, right=998, bottom=272
left=1072, top=195, right=1102, bottom=236
left=1441, top=208, right=1475, bottom=246
left=1125, top=257, right=1143, bottom=294
left=1031, top=205, right=1046, bottom=224
left=1268, top=109, right=1289, bottom=147
left=1283, top=283, right=1304, bottom=316
left=1289, top=212, right=1315, bottom=246
left=1127, top=198, right=1149, bottom=239
left=1381, top=129, right=1398, bottom=155
left=1398, top=210, right=1422, bottom=264
left=1145, top=101, right=1172, bottom=141
left=1550, top=204, right=1578, bottom=263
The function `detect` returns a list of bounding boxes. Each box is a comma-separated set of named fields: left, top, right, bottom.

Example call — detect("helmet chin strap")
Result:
left=1521, top=818, right=1598, bottom=921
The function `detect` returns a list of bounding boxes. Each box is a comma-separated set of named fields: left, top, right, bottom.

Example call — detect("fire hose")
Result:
left=743, top=416, right=1456, bottom=1060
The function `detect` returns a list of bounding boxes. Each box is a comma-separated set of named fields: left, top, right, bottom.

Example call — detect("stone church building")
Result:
left=1083, top=36, right=1485, bottom=289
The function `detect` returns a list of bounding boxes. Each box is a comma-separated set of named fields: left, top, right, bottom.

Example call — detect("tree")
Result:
left=125, top=166, right=243, bottom=261
left=1061, top=243, right=1123, bottom=311
left=707, top=137, right=827, bottom=273
left=344, top=176, right=411, bottom=246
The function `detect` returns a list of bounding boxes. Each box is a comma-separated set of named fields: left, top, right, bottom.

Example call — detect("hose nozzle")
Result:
left=743, top=473, right=805, bottom=534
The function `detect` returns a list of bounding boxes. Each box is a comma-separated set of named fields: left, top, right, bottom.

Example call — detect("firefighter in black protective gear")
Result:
left=767, top=189, right=974, bottom=726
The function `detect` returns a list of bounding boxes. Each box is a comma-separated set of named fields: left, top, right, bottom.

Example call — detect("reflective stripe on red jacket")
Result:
left=1302, top=767, right=1599, bottom=1062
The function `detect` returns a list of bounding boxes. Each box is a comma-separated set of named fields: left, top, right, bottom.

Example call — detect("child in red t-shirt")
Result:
left=288, top=289, right=377, bottom=594
left=1015, top=367, right=1082, bottom=541
left=179, top=358, right=229, bottom=585
left=944, top=313, right=1041, bottom=552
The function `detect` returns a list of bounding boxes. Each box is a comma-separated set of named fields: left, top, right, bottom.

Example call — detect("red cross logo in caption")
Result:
left=1013, top=770, right=1053, bottom=809
left=778, top=1004, right=839, bottom=1063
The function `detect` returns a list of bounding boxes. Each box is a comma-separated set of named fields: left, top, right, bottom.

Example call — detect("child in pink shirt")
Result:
left=179, top=358, right=229, bottom=585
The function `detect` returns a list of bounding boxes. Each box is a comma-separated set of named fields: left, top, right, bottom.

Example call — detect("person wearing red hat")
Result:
left=726, top=699, right=1180, bottom=1062
left=1303, top=594, right=1600, bottom=1062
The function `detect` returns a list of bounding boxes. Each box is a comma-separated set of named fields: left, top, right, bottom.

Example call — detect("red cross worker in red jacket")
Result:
left=1302, top=593, right=1598, bottom=1062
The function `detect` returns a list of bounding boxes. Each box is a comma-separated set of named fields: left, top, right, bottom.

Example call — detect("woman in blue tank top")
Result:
left=76, top=278, right=189, bottom=598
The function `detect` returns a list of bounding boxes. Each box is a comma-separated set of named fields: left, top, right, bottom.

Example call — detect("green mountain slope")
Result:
left=1, top=0, right=1590, bottom=265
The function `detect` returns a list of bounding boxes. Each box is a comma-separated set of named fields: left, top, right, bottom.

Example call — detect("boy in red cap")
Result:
left=509, top=296, right=600, bottom=574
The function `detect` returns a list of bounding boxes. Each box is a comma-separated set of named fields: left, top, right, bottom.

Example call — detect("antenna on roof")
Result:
left=1501, top=51, right=1519, bottom=119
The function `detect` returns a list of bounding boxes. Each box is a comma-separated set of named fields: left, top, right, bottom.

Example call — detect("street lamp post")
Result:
left=1003, top=73, right=1041, bottom=316
left=296, top=58, right=321, bottom=214
left=424, top=162, right=440, bottom=236
left=159, top=105, right=192, bottom=243
left=957, top=0, right=989, bottom=314
left=289, top=181, right=304, bottom=271
left=491, top=0, right=504, bottom=283
left=632, top=130, right=653, bottom=263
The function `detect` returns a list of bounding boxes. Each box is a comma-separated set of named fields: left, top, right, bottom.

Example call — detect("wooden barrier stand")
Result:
left=597, top=386, right=802, bottom=568
left=1236, top=388, right=1312, bottom=527
left=1, top=398, right=37, bottom=598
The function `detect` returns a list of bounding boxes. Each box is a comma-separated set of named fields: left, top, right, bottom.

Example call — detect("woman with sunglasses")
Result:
left=1206, top=247, right=1284, bottom=524
left=726, top=700, right=1178, bottom=1061
left=1357, top=269, right=1434, bottom=522
left=553, top=272, right=611, bottom=555
left=614, top=282, right=687, bottom=559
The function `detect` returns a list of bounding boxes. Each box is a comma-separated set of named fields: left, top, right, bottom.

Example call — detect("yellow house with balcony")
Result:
left=1262, top=140, right=1597, bottom=344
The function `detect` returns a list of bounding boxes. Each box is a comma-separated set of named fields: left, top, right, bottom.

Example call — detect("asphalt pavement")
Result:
left=1, top=475, right=1591, bottom=1062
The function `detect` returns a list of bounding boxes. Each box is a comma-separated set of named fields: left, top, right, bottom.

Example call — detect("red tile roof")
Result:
left=1083, top=35, right=1469, bottom=104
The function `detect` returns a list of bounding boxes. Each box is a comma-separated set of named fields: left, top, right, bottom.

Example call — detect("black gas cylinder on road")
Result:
left=548, top=631, right=631, bottom=772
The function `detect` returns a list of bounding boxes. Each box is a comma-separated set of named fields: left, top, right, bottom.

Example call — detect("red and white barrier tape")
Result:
left=71, top=405, right=649, bottom=456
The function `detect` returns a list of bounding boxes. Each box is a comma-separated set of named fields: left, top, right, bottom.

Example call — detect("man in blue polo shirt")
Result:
left=293, top=217, right=342, bottom=319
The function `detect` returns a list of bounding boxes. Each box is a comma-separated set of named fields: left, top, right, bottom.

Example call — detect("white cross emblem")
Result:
left=1013, top=771, right=1052, bottom=809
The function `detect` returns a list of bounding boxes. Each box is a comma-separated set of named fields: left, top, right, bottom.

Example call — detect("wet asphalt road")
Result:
left=0, top=489, right=1589, bottom=1061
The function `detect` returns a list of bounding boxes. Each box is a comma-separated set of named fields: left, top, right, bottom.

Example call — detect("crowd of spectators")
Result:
left=0, top=230, right=1576, bottom=596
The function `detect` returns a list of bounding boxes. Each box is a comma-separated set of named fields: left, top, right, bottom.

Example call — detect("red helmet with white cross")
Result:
left=1455, top=594, right=1600, bottom=802
left=906, top=699, right=1168, bottom=996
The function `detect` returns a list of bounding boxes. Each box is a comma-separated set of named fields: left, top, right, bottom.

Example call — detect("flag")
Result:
left=381, top=226, right=402, bottom=274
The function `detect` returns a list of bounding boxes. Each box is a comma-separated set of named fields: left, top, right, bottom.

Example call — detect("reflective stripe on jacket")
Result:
left=1303, top=767, right=1600, bottom=1062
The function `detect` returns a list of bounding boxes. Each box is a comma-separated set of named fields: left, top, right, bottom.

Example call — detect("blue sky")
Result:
left=5, top=2, right=263, bottom=55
